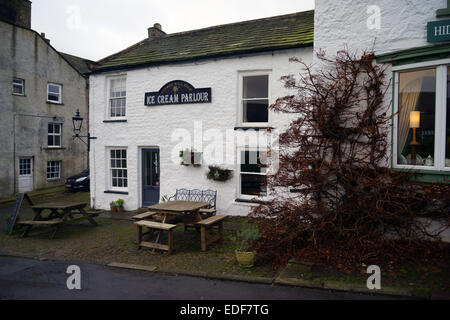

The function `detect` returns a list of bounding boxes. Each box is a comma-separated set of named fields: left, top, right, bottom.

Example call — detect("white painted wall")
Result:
left=314, top=0, right=444, bottom=56
left=90, top=48, right=313, bottom=215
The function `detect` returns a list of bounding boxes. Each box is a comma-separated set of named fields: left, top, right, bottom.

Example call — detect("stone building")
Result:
left=0, top=0, right=92, bottom=198
left=89, top=12, right=314, bottom=213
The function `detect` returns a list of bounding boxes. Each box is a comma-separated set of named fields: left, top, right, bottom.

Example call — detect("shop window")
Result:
left=394, top=64, right=450, bottom=171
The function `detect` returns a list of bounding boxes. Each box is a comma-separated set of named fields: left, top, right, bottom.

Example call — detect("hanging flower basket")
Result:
left=206, top=166, right=233, bottom=182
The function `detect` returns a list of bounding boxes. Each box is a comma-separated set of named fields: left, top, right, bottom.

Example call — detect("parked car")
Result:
left=65, top=169, right=89, bottom=191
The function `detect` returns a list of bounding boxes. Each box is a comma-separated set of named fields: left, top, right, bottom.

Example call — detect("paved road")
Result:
left=0, top=256, right=400, bottom=300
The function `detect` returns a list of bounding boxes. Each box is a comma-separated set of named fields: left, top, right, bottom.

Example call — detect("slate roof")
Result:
left=60, top=52, right=97, bottom=76
left=93, top=10, right=314, bottom=73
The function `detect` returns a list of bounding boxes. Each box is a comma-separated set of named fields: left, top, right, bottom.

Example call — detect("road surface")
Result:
left=0, top=256, right=401, bottom=300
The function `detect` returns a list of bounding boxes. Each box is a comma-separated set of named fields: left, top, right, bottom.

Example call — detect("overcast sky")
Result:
left=31, top=0, right=315, bottom=61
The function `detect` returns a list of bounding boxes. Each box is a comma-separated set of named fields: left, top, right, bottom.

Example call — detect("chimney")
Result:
left=0, top=0, right=32, bottom=29
left=148, top=23, right=166, bottom=40
left=40, top=32, right=50, bottom=44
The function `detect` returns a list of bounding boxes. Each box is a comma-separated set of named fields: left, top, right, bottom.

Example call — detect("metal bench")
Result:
left=196, top=215, right=226, bottom=251
left=169, top=189, right=217, bottom=217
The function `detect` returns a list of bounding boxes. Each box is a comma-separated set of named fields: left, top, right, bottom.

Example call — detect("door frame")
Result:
left=138, top=146, right=160, bottom=208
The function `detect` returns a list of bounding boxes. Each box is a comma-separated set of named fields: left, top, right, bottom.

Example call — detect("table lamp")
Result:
left=409, top=111, right=420, bottom=164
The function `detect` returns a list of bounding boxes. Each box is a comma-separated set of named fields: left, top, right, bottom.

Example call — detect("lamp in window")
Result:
left=409, top=111, right=420, bottom=165
left=72, top=109, right=97, bottom=152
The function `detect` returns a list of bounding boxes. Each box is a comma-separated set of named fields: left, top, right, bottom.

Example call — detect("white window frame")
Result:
left=47, top=83, right=62, bottom=104
left=47, top=123, right=62, bottom=148
left=392, top=58, right=450, bottom=172
left=46, top=161, right=61, bottom=181
left=107, top=76, right=127, bottom=120
left=237, top=147, right=268, bottom=200
left=13, top=78, right=25, bottom=96
left=238, top=71, right=271, bottom=127
left=108, top=148, right=128, bottom=191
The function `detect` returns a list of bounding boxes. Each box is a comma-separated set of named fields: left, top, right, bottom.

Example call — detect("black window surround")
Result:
left=104, top=190, right=129, bottom=195
left=103, top=120, right=127, bottom=123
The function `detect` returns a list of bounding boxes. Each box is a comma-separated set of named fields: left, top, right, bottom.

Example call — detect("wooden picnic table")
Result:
left=143, top=200, right=210, bottom=251
left=17, top=202, right=98, bottom=239
left=148, top=200, right=210, bottom=223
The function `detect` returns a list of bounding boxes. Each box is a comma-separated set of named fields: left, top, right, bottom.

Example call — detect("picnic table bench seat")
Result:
left=17, top=219, right=63, bottom=225
left=195, top=214, right=226, bottom=252
left=132, top=211, right=157, bottom=220
left=134, top=220, right=177, bottom=254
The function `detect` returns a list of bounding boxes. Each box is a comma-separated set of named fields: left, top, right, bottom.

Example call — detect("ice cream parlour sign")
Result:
left=145, top=80, right=212, bottom=106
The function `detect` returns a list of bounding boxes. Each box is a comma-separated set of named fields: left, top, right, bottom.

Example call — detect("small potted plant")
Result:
left=110, top=201, right=118, bottom=213
left=233, top=224, right=260, bottom=268
left=116, top=199, right=125, bottom=212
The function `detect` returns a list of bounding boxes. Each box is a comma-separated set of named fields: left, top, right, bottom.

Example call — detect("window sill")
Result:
left=234, top=126, right=273, bottom=131
left=104, top=190, right=129, bottom=195
left=12, top=93, right=26, bottom=97
left=44, top=147, right=66, bottom=150
left=103, top=119, right=127, bottom=123
left=391, top=168, right=450, bottom=183
left=234, top=198, right=269, bottom=205
left=47, top=101, right=63, bottom=105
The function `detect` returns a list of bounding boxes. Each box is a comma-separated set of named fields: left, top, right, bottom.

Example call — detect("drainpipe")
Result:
left=13, top=113, right=61, bottom=194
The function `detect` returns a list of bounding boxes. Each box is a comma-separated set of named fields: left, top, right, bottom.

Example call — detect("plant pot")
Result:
left=235, top=250, right=255, bottom=268
left=117, top=206, right=124, bottom=213
left=110, top=206, right=118, bottom=213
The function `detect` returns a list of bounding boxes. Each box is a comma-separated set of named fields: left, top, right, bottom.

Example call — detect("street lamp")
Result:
left=72, top=109, right=97, bottom=152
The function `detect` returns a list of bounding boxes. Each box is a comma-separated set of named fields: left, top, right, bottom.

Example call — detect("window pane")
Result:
left=48, top=93, right=60, bottom=102
left=48, top=84, right=60, bottom=93
left=397, top=69, right=436, bottom=166
left=240, top=151, right=267, bottom=174
left=243, top=99, right=269, bottom=123
left=243, top=75, right=268, bottom=99
left=241, top=174, right=267, bottom=196
left=446, top=67, right=450, bottom=167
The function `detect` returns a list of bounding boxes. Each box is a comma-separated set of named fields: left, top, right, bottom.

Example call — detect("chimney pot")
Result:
left=148, top=23, right=166, bottom=40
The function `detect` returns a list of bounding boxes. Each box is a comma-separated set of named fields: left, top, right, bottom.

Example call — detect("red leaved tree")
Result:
left=251, top=50, right=450, bottom=271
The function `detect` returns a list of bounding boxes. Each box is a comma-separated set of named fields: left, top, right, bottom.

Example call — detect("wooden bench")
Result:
left=134, top=220, right=177, bottom=254
left=132, top=211, right=157, bottom=221
left=196, top=215, right=226, bottom=252
left=17, top=219, right=63, bottom=226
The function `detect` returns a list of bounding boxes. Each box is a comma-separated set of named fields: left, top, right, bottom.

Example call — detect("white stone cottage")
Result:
left=89, top=12, right=314, bottom=214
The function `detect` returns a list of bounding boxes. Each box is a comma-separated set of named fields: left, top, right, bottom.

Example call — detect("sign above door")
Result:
left=145, top=80, right=212, bottom=106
